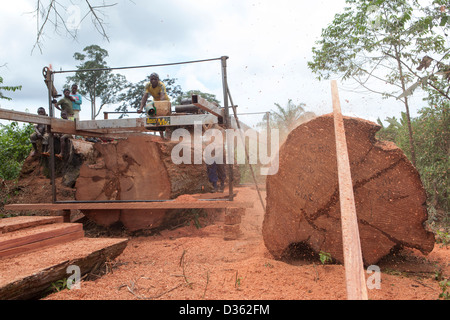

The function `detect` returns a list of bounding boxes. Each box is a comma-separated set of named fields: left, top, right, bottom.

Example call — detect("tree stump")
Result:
left=262, top=114, right=435, bottom=265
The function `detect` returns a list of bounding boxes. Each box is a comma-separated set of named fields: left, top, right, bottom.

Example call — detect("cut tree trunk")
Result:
left=262, top=114, right=435, bottom=266
left=75, top=134, right=237, bottom=231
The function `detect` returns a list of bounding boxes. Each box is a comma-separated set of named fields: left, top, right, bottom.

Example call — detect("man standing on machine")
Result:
left=137, top=72, right=169, bottom=113
left=69, top=84, right=82, bottom=121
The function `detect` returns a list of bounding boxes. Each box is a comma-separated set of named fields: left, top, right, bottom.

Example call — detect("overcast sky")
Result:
left=0, top=0, right=431, bottom=128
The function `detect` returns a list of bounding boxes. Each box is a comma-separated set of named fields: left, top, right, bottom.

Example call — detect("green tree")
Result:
left=263, top=99, right=315, bottom=142
left=66, top=45, right=128, bottom=119
left=377, top=104, right=449, bottom=217
left=419, top=1, right=450, bottom=31
left=0, top=75, right=22, bottom=101
left=398, top=1, right=450, bottom=108
left=0, top=122, right=33, bottom=181
left=413, top=104, right=449, bottom=214
left=307, top=0, right=449, bottom=166
left=174, top=90, right=220, bottom=105
left=376, top=113, right=408, bottom=143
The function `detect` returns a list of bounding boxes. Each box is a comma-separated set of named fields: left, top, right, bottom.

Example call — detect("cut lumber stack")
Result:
left=0, top=220, right=83, bottom=259
left=0, top=216, right=128, bottom=300
left=0, top=216, right=63, bottom=234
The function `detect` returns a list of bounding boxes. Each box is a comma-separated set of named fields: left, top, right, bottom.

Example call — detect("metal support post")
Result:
left=47, top=69, right=57, bottom=203
left=221, top=56, right=234, bottom=201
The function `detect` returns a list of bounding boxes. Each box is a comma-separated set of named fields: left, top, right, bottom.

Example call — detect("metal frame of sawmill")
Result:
left=1, top=56, right=264, bottom=208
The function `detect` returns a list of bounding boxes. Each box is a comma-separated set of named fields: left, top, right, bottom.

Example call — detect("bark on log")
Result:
left=0, top=237, right=128, bottom=300
left=75, top=134, right=238, bottom=231
left=262, top=114, right=435, bottom=265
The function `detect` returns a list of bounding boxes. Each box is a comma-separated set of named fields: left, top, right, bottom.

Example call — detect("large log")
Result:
left=75, top=134, right=236, bottom=231
left=262, top=114, right=435, bottom=266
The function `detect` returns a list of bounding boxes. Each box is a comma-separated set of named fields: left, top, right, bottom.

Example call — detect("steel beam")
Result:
left=76, top=118, right=146, bottom=130
left=145, top=114, right=218, bottom=127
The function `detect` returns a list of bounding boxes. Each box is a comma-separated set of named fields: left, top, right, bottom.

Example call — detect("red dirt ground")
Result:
left=1, top=160, right=448, bottom=301
left=35, top=186, right=449, bottom=301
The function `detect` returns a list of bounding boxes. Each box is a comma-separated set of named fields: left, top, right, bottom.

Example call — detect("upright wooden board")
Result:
left=331, top=80, right=368, bottom=300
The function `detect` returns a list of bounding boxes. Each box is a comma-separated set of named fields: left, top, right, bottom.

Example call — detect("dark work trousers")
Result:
left=207, top=162, right=226, bottom=191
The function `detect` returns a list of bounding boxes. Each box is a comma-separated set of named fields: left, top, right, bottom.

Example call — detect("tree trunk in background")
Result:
left=395, top=46, right=417, bottom=167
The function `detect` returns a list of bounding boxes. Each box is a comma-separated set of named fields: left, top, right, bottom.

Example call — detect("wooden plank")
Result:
left=0, top=223, right=83, bottom=252
left=0, top=109, right=146, bottom=137
left=0, top=216, right=63, bottom=234
left=50, top=118, right=143, bottom=138
left=331, top=80, right=368, bottom=300
left=192, top=94, right=224, bottom=118
left=0, top=108, right=51, bottom=125
left=5, top=200, right=254, bottom=211
left=0, top=237, right=128, bottom=299
left=192, top=192, right=237, bottom=200
left=50, top=118, right=98, bottom=136
left=0, top=230, right=84, bottom=260
left=0, top=109, right=81, bottom=135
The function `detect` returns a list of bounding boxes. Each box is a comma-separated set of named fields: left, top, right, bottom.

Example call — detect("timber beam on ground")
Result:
left=4, top=200, right=254, bottom=211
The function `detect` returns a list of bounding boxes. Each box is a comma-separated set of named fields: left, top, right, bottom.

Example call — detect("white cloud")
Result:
left=1, top=0, right=428, bottom=128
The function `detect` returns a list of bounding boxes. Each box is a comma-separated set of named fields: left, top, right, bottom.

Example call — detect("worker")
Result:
left=69, top=84, right=82, bottom=121
left=204, top=132, right=227, bottom=193
left=55, top=110, right=72, bottom=160
left=30, top=107, right=49, bottom=157
left=53, top=89, right=74, bottom=121
left=137, top=72, right=169, bottom=113
left=207, top=161, right=226, bottom=193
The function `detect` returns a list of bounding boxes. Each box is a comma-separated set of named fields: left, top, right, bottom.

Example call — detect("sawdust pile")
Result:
left=42, top=187, right=448, bottom=300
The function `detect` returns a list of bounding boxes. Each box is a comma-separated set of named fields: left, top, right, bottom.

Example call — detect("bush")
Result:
left=413, top=104, right=449, bottom=214
left=0, top=121, right=33, bottom=180
left=376, top=103, right=449, bottom=227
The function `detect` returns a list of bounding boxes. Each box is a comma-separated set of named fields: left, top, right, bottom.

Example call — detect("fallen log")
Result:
left=262, top=114, right=435, bottom=265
